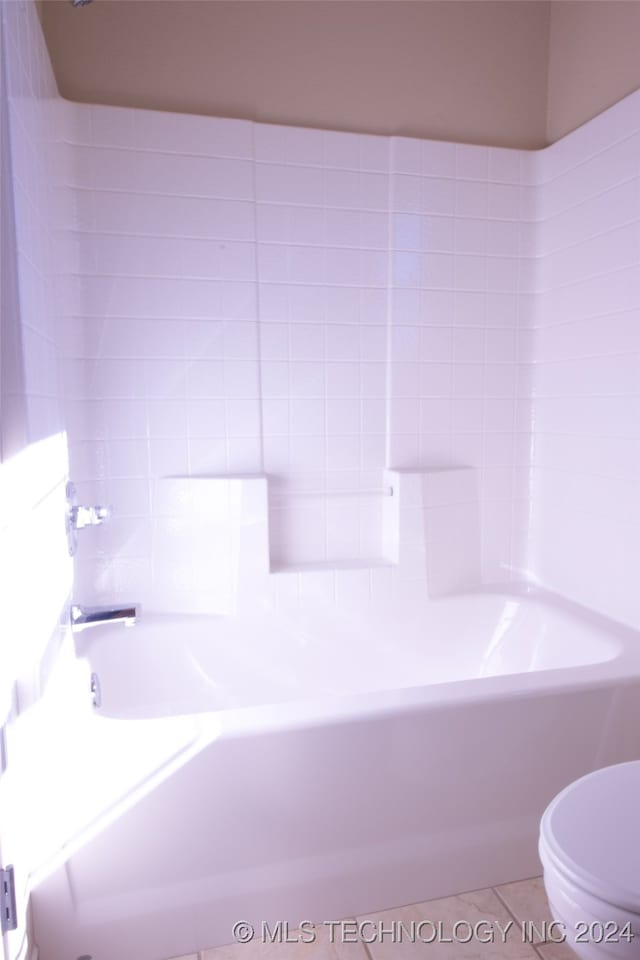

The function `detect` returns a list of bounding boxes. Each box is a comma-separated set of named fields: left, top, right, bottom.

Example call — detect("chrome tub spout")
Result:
left=71, top=603, right=138, bottom=632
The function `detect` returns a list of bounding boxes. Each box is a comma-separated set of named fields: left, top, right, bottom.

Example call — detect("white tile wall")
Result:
left=2, top=0, right=65, bottom=445
left=7, top=0, right=637, bottom=625
left=1, top=0, right=73, bottom=692
left=64, top=105, right=533, bottom=600
left=388, top=139, right=533, bottom=583
left=62, top=106, right=262, bottom=601
left=255, top=125, right=391, bottom=569
left=528, top=91, right=640, bottom=628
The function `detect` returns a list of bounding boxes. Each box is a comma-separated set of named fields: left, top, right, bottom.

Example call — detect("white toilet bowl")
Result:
left=539, top=761, right=640, bottom=959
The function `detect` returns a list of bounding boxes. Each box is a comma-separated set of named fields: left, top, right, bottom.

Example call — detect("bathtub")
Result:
left=30, top=588, right=640, bottom=960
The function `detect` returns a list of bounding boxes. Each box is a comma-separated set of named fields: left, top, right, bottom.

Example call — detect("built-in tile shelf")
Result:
left=268, top=483, right=396, bottom=573
left=269, top=488, right=395, bottom=501
left=271, top=558, right=394, bottom=574
left=152, top=468, right=480, bottom=613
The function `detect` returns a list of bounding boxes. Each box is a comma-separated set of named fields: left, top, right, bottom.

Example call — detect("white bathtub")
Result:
left=30, top=589, right=640, bottom=960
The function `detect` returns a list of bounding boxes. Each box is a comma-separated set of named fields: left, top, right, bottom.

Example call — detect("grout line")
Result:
left=509, top=218, right=527, bottom=582
left=493, top=879, right=552, bottom=952
left=492, top=883, right=522, bottom=925
left=68, top=169, right=640, bottom=245
left=534, top=258, right=639, bottom=296
left=67, top=229, right=554, bottom=261
left=360, top=933, right=377, bottom=960
left=537, top=209, right=640, bottom=259
left=65, top=144, right=529, bottom=184
left=492, top=884, right=543, bottom=952
left=321, top=144, right=330, bottom=564
left=64, top=312, right=538, bottom=335
left=383, top=138, right=395, bottom=469
left=249, top=120, right=266, bottom=477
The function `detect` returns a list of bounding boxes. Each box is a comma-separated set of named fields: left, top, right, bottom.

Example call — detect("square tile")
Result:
left=360, top=887, right=539, bottom=959
left=495, top=876, right=555, bottom=945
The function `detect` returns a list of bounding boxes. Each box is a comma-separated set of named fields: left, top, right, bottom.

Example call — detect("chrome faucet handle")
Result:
left=65, top=481, right=111, bottom=556
left=72, top=504, right=111, bottom=529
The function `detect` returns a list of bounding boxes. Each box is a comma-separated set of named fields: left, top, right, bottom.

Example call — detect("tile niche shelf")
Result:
left=270, top=558, right=395, bottom=574
left=268, top=482, right=396, bottom=574
left=152, top=467, right=481, bottom=612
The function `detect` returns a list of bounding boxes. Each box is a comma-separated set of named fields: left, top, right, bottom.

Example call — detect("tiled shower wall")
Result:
left=529, top=93, right=640, bottom=628
left=3, top=0, right=640, bottom=630
left=61, top=104, right=535, bottom=606
left=388, top=140, right=534, bottom=582
left=252, top=124, right=390, bottom=570
left=2, top=0, right=64, bottom=446
left=1, top=0, right=72, bottom=710
left=63, top=109, right=263, bottom=603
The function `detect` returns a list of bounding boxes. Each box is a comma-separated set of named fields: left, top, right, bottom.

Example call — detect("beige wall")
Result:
left=38, top=0, right=640, bottom=152
left=547, top=1, right=640, bottom=143
left=40, top=0, right=550, bottom=149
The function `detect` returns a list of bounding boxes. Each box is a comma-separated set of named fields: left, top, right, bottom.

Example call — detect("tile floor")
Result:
left=169, top=876, right=576, bottom=960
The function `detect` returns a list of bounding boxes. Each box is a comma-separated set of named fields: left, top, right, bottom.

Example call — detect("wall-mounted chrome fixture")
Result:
left=70, top=0, right=94, bottom=6
left=71, top=604, right=138, bottom=632
left=65, top=481, right=110, bottom=556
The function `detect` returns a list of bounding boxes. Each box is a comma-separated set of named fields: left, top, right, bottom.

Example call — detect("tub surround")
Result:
left=1, top=1, right=639, bottom=694
left=60, top=101, right=533, bottom=615
left=528, top=98, right=640, bottom=627
left=56, top=88, right=640, bottom=631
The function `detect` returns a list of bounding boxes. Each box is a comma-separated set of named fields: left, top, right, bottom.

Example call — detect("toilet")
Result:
left=539, top=761, right=640, bottom=959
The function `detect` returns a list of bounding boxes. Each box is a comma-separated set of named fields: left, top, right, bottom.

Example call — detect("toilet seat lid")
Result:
left=540, top=761, right=640, bottom=913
